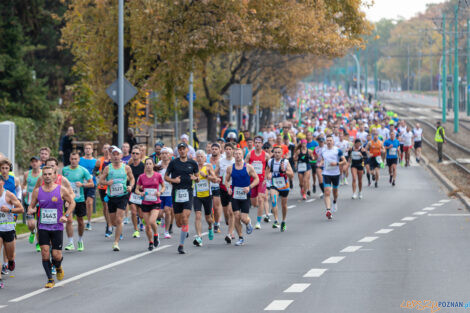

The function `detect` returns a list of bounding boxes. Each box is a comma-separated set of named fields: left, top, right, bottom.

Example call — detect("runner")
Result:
left=128, top=146, right=145, bottom=238
left=413, top=123, right=423, bottom=163
left=337, top=131, right=350, bottom=185
left=27, top=166, right=76, bottom=288
left=62, top=152, right=94, bottom=251
left=266, top=146, right=294, bottom=231
left=214, top=143, right=235, bottom=243
left=22, top=156, right=42, bottom=246
left=164, top=142, right=199, bottom=254
left=316, top=135, right=346, bottom=219
left=402, top=126, right=414, bottom=167
left=79, top=143, right=96, bottom=231
left=157, top=147, right=174, bottom=239
left=294, top=139, right=313, bottom=200
left=305, top=131, right=318, bottom=195
left=135, top=158, right=165, bottom=251
left=313, top=136, right=326, bottom=198
left=93, top=143, right=112, bottom=237
left=397, top=120, right=407, bottom=166
left=365, top=131, right=384, bottom=188
left=39, top=147, right=51, bottom=168
left=193, top=150, right=217, bottom=246
left=209, top=143, right=223, bottom=233
left=384, top=131, right=400, bottom=186
left=347, top=139, right=367, bottom=199
left=121, top=142, right=131, bottom=164
left=99, top=146, right=135, bottom=251
left=225, top=148, right=258, bottom=246
left=245, top=136, right=269, bottom=229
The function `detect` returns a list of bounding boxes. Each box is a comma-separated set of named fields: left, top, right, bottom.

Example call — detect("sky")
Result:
left=363, top=0, right=446, bottom=21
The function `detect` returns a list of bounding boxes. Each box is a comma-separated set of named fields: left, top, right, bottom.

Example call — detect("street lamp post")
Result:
left=351, top=53, right=360, bottom=95
left=453, top=5, right=459, bottom=133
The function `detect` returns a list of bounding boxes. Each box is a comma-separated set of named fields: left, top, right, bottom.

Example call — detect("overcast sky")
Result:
left=363, top=0, right=446, bottom=21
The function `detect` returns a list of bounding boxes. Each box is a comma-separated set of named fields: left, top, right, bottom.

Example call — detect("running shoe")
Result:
left=401, top=160, right=405, bottom=167
left=51, top=265, right=56, bottom=275
left=156, top=218, right=162, bottom=225
left=372, top=174, right=376, bottom=181
left=359, top=192, right=363, bottom=199
left=332, top=202, right=338, bottom=213
left=280, top=221, right=286, bottom=232
left=235, top=238, right=245, bottom=246
left=389, top=175, right=393, bottom=183
left=392, top=180, right=396, bottom=186
left=224, top=235, right=232, bottom=244
left=148, top=243, right=154, bottom=251
left=307, top=190, right=311, bottom=196
left=1, top=265, right=8, bottom=275
left=263, top=215, right=270, bottom=223
left=153, top=235, right=160, bottom=247
left=123, top=217, right=129, bottom=225
left=319, top=193, right=324, bottom=199
left=302, top=194, right=307, bottom=200
left=177, top=245, right=186, bottom=254
left=45, top=279, right=55, bottom=289
left=193, top=236, right=203, bottom=247
left=77, top=241, right=84, bottom=252
left=113, top=244, right=120, bottom=251
left=8, top=260, right=15, bottom=272
left=344, top=178, right=348, bottom=185
left=36, top=243, right=41, bottom=252
left=169, top=224, right=173, bottom=234
left=64, top=243, right=75, bottom=251
left=119, top=234, right=123, bottom=240
left=85, top=222, right=92, bottom=231
left=326, top=210, right=332, bottom=219
left=133, top=230, right=140, bottom=238
left=0, top=280, right=4, bottom=289
left=272, top=221, right=279, bottom=228
left=29, top=231, right=35, bottom=244
left=208, top=228, right=214, bottom=240
left=164, top=232, right=171, bottom=239
left=105, top=229, right=112, bottom=238
left=312, top=185, right=316, bottom=193
left=139, top=223, right=144, bottom=232
left=214, top=224, right=220, bottom=233
left=255, top=222, right=261, bottom=229
left=246, top=223, right=253, bottom=235
left=416, top=157, right=420, bottom=163
left=352, top=193, right=358, bottom=200
left=56, top=266, right=64, bottom=281
left=375, top=181, right=378, bottom=188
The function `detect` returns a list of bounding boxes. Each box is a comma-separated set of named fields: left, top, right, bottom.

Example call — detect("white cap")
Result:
left=181, top=134, right=189, bottom=140
left=162, top=147, right=173, bottom=154
left=111, top=146, right=122, bottom=154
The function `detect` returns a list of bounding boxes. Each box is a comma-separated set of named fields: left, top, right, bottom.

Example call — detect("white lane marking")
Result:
left=0, top=305, right=7, bottom=309
left=287, top=205, right=296, bottom=209
left=194, top=232, right=208, bottom=238
left=413, top=211, right=428, bottom=215
left=389, top=223, right=406, bottom=227
left=432, top=203, right=444, bottom=207
left=322, top=256, right=345, bottom=264
left=439, top=199, right=451, bottom=203
left=264, top=300, right=294, bottom=311
left=375, top=229, right=393, bottom=234
left=422, top=207, right=436, bottom=211
left=9, top=245, right=172, bottom=303
left=340, top=246, right=362, bottom=253
left=284, top=283, right=311, bottom=293
left=428, top=213, right=470, bottom=216
left=303, top=268, right=327, bottom=277
left=402, top=217, right=417, bottom=221
left=306, top=199, right=315, bottom=203
left=358, top=236, right=378, bottom=243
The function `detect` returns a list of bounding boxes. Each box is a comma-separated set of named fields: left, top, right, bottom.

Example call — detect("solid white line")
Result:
left=284, top=283, right=311, bottom=293
left=306, top=199, right=315, bottom=203
left=287, top=205, right=296, bottom=209
left=358, top=236, right=378, bottom=243
left=303, top=268, right=327, bottom=277
left=402, top=217, right=417, bottom=221
left=439, top=199, right=451, bottom=203
left=428, top=213, right=470, bottom=216
left=389, top=222, right=406, bottom=227
left=422, top=207, right=436, bottom=211
left=9, top=245, right=172, bottom=303
left=264, top=300, right=294, bottom=311
left=432, top=203, right=444, bottom=207
left=375, top=229, right=393, bottom=234
left=322, top=256, right=345, bottom=264
left=340, top=246, right=362, bottom=253
left=413, top=211, right=428, bottom=215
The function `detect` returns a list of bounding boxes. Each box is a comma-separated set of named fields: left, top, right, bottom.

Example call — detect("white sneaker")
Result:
left=319, top=193, right=324, bottom=199
left=344, top=178, right=348, bottom=185
left=358, top=192, right=363, bottom=199
left=255, top=222, right=261, bottom=229
left=332, top=202, right=338, bottom=212
left=352, top=193, right=358, bottom=200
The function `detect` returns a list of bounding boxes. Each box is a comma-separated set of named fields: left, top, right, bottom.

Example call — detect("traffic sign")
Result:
left=185, top=92, right=196, bottom=101
left=229, top=84, right=252, bottom=106
left=106, top=78, right=138, bottom=104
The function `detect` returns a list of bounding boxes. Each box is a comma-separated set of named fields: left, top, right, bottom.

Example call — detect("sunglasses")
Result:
left=132, top=152, right=140, bottom=155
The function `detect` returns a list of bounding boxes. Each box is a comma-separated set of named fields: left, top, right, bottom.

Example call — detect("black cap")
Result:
left=177, top=142, right=188, bottom=149
left=30, top=156, right=40, bottom=161
left=217, top=138, right=226, bottom=143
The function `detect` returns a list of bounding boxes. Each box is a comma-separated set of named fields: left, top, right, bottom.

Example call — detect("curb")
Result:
left=421, top=155, right=470, bottom=211
left=16, top=216, right=106, bottom=240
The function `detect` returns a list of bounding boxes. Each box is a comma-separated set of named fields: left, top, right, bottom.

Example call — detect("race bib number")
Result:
left=273, top=177, right=286, bottom=189
left=161, top=182, right=172, bottom=197
left=233, top=187, right=247, bottom=200
left=40, top=208, right=58, bottom=224
left=71, top=182, right=80, bottom=199
left=298, top=162, right=307, bottom=172
left=144, top=188, right=158, bottom=202
left=0, top=212, right=8, bottom=223
left=196, top=180, right=209, bottom=192
left=130, top=192, right=142, bottom=205
left=252, top=162, right=263, bottom=175
left=110, top=183, right=124, bottom=196
left=389, top=148, right=397, bottom=156
left=351, top=151, right=362, bottom=160
left=175, top=189, right=189, bottom=203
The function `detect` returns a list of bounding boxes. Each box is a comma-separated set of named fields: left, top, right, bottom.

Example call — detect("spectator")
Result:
left=435, top=121, right=445, bottom=163
left=150, top=141, right=164, bottom=163
left=174, top=134, right=196, bottom=159
left=127, top=128, right=137, bottom=150
left=121, top=142, right=131, bottom=164
left=39, top=147, right=51, bottom=168
left=59, top=126, right=75, bottom=166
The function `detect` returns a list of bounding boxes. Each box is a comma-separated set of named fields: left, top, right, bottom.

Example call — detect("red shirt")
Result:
left=137, top=172, right=163, bottom=205
left=249, top=150, right=266, bottom=179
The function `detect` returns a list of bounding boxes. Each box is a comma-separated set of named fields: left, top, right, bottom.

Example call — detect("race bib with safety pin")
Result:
left=273, top=177, right=286, bottom=189
left=71, top=182, right=80, bottom=199
left=298, top=162, right=307, bottom=172
left=144, top=188, right=158, bottom=202
left=110, top=183, right=124, bottom=196
left=252, top=162, right=263, bottom=174
left=233, top=187, right=247, bottom=200
left=389, top=148, right=397, bottom=156
left=40, top=208, right=58, bottom=224
left=130, top=192, right=142, bottom=205
left=196, top=180, right=209, bottom=192
left=175, top=189, right=189, bottom=203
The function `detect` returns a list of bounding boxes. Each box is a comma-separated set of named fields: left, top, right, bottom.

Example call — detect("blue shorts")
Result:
left=84, top=187, right=96, bottom=199
left=323, top=175, right=340, bottom=189
left=160, top=196, right=173, bottom=208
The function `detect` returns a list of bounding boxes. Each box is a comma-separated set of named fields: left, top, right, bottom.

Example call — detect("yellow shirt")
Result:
left=195, top=165, right=210, bottom=198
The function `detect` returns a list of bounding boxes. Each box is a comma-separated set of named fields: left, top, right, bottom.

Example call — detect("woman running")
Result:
left=348, top=139, right=367, bottom=199
left=294, top=139, right=313, bottom=200
left=157, top=148, right=174, bottom=239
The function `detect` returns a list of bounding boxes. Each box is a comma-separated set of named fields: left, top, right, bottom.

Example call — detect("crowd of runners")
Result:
left=0, top=85, right=425, bottom=289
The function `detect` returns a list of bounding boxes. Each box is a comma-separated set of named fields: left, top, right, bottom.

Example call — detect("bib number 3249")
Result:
left=175, top=189, right=189, bottom=203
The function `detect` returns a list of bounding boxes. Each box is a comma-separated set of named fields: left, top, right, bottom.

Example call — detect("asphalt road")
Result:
left=1, top=161, right=469, bottom=313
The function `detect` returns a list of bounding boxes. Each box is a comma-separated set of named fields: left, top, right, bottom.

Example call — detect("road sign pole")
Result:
left=117, top=0, right=124, bottom=147
left=189, top=72, right=194, bottom=147
left=454, top=5, right=459, bottom=133
left=174, top=96, right=179, bottom=140
left=467, top=19, right=470, bottom=116
left=365, top=47, right=368, bottom=96
left=256, top=90, right=260, bottom=135
left=443, top=14, right=447, bottom=123
left=374, top=33, right=378, bottom=99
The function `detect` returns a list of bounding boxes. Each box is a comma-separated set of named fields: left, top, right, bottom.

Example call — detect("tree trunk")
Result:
left=205, top=109, right=217, bottom=142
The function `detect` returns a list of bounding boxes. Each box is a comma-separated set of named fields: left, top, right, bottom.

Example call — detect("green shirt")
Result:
left=62, top=165, right=92, bottom=203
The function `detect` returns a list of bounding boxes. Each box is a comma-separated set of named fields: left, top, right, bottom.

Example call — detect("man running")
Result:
left=28, top=166, right=76, bottom=288
left=128, top=146, right=145, bottom=238
left=121, top=142, right=131, bottom=164
left=347, top=139, right=367, bottom=199
left=99, top=147, right=135, bottom=251
left=384, top=131, right=400, bottom=186
left=266, top=146, right=294, bottom=231
left=245, top=136, right=269, bottom=229
left=62, top=152, right=94, bottom=251
left=79, top=143, right=97, bottom=231
left=93, top=143, right=112, bottom=237
left=209, top=143, right=223, bottom=233
left=23, top=156, right=42, bottom=246
left=365, top=132, right=384, bottom=188
left=225, top=148, right=258, bottom=246
left=412, top=123, right=423, bottom=163
left=165, top=142, right=199, bottom=254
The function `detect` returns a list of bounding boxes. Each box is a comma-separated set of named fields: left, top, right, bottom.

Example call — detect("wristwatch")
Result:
left=65, top=214, right=70, bottom=218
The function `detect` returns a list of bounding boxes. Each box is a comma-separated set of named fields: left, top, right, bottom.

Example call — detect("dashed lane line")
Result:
left=284, top=283, right=311, bottom=293
left=389, top=223, right=406, bottom=227
left=264, top=300, right=294, bottom=311
left=375, top=229, right=393, bottom=234
left=402, top=217, right=417, bottom=221
left=303, top=268, right=327, bottom=278
left=340, top=246, right=362, bottom=253
left=422, top=207, right=436, bottom=211
left=439, top=199, right=451, bottom=203
left=306, top=199, right=315, bottom=203
left=432, top=203, right=444, bottom=207
left=287, top=205, right=296, bottom=209
left=322, top=256, right=345, bottom=264
left=358, top=236, right=378, bottom=243
left=413, top=211, right=428, bottom=216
